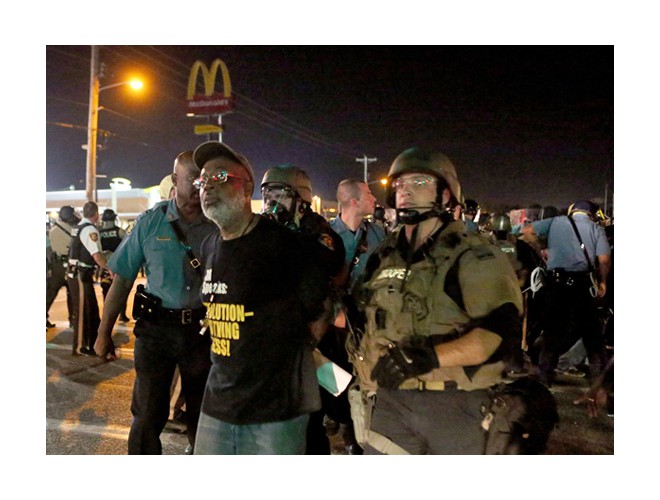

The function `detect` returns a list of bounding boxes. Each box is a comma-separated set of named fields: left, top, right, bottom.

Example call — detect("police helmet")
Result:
left=464, top=199, right=480, bottom=216
left=261, top=165, right=313, bottom=203
left=58, top=205, right=79, bottom=224
left=568, top=200, right=599, bottom=218
left=385, top=147, right=462, bottom=209
left=487, top=213, right=512, bottom=233
left=102, top=209, right=117, bottom=222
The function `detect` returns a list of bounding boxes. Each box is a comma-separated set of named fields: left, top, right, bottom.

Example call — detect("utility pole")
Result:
left=85, top=45, right=100, bottom=203
left=356, top=154, right=377, bottom=183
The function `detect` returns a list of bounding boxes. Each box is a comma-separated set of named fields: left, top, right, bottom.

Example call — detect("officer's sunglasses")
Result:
left=193, top=171, right=247, bottom=190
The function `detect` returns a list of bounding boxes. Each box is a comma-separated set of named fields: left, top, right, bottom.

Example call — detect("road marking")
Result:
left=46, top=418, right=130, bottom=440
left=46, top=343, right=135, bottom=360
left=45, top=418, right=188, bottom=448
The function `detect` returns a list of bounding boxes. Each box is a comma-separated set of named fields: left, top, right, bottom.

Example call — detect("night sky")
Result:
left=46, top=45, right=613, bottom=213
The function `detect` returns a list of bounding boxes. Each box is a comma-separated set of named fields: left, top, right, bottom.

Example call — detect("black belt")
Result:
left=548, top=269, right=591, bottom=287
left=158, top=307, right=206, bottom=326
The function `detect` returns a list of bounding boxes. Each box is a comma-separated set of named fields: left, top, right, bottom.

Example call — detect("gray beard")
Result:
left=202, top=196, right=246, bottom=229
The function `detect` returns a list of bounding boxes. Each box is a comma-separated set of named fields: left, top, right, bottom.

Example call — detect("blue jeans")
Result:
left=194, top=412, right=310, bottom=454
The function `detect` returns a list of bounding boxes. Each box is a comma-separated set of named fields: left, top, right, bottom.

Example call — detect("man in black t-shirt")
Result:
left=191, top=141, right=330, bottom=454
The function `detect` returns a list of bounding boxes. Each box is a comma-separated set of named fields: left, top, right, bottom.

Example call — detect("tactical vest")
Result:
left=99, top=225, right=123, bottom=252
left=354, top=221, right=522, bottom=393
left=493, top=239, right=521, bottom=273
left=68, top=222, right=96, bottom=268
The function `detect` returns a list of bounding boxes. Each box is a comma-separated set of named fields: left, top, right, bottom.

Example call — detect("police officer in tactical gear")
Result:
left=350, top=147, right=538, bottom=454
left=47, top=205, right=80, bottom=328
left=463, top=198, right=480, bottom=233
left=261, top=164, right=347, bottom=454
left=99, top=209, right=129, bottom=322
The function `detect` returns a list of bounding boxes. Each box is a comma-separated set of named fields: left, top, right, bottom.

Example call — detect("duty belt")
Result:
left=158, top=307, right=206, bottom=326
left=398, top=379, right=458, bottom=391
left=548, top=269, right=590, bottom=287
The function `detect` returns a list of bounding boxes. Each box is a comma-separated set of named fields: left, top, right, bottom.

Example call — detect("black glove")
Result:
left=370, top=336, right=440, bottom=390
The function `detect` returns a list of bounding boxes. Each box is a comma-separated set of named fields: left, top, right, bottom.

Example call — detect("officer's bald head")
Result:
left=173, top=151, right=198, bottom=177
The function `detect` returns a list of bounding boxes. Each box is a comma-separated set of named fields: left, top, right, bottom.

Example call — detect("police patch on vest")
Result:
left=376, top=267, right=409, bottom=281
left=403, top=291, right=428, bottom=320
left=90, top=232, right=99, bottom=242
left=318, top=233, right=335, bottom=251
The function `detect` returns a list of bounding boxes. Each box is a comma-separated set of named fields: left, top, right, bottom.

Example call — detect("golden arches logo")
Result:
left=187, top=59, right=232, bottom=100
left=185, top=59, right=234, bottom=116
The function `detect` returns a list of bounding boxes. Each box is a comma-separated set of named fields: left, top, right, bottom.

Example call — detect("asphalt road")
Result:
left=45, top=279, right=613, bottom=456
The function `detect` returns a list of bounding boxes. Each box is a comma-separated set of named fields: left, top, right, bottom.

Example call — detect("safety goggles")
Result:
left=393, top=176, right=437, bottom=190
left=193, top=171, right=247, bottom=190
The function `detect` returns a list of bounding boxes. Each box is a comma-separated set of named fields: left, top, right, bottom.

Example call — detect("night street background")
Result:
left=46, top=45, right=612, bottom=211
left=12, top=1, right=660, bottom=498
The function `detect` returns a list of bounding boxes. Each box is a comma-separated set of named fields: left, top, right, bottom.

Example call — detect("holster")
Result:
left=132, top=284, right=162, bottom=322
left=66, top=263, right=78, bottom=280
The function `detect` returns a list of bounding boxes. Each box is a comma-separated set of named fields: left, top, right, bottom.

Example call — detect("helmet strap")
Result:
left=396, top=204, right=453, bottom=225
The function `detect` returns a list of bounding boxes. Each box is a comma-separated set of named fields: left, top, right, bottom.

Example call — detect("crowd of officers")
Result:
left=46, top=143, right=613, bottom=455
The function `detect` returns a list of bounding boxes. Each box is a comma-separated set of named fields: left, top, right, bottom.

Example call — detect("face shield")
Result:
left=261, top=183, right=297, bottom=224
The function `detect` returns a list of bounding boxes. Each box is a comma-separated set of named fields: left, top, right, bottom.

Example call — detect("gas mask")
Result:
left=261, top=184, right=298, bottom=229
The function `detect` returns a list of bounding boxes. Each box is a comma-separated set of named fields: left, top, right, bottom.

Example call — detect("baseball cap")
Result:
left=193, top=141, right=255, bottom=192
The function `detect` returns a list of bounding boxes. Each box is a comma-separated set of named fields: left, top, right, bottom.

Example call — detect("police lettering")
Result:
left=376, top=268, right=410, bottom=281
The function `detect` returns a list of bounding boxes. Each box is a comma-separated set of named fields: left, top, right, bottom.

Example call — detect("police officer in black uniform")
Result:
left=68, top=201, right=111, bottom=356
left=99, top=209, right=130, bottom=322
left=261, top=164, right=347, bottom=454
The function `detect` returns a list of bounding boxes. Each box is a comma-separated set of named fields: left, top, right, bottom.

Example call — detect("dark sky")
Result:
left=46, top=45, right=613, bottom=212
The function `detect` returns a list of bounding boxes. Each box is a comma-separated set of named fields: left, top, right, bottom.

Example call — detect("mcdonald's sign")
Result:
left=186, top=59, right=235, bottom=115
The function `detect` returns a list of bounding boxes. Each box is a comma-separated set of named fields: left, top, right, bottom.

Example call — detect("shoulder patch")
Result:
left=319, top=233, right=335, bottom=251
left=90, top=232, right=99, bottom=242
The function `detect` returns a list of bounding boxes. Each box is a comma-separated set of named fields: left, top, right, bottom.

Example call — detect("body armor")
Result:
left=353, top=221, right=523, bottom=393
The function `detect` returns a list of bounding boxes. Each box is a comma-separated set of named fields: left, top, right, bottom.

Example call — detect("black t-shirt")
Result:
left=198, top=216, right=328, bottom=424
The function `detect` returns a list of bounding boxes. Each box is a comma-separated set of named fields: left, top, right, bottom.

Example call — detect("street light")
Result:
left=85, top=45, right=143, bottom=202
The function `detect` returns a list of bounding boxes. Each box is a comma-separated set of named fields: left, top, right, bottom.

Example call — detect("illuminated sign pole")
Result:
left=186, top=59, right=235, bottom=142
left=85, top=46, right=100, bottom=202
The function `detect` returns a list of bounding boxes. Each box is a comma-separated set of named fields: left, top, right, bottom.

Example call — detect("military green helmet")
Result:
left=487, top=213, right=512, bottom=232
left=385, top=147, right=462, bottom=208
left=261, top=164, right=313, bottom=203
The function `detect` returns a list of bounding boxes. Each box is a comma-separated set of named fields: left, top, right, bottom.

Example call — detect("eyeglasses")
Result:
left=193, top=171, right=247, bottom=190
left=393, top=176, right=437, bottom=190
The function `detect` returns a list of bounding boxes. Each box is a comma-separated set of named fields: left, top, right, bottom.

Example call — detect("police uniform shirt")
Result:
left=531, top=214, right=610, bottom=272
left=76, top=218, right=104, bottom=263
left=465, top=218, right=479, bottom=234
left=108, top=199, right=218, bottom=310
left=49, top=221, right=75, bottom=257
left=330, top=216, right=386, bottom=290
